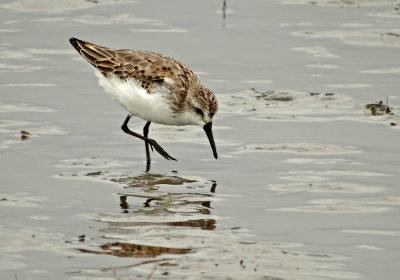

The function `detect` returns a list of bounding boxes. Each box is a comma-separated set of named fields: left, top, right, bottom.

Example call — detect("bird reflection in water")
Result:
left=117, top=174, right=217, bottom=230
left=78, top=242, right=192, bottom=258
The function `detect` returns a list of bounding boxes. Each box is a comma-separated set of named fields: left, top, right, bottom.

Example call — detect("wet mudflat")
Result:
left=0, top=0, right=399, bottom=279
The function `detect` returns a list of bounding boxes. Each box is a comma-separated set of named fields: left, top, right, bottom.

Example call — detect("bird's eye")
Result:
left=195, top=107, right=204, bottom=117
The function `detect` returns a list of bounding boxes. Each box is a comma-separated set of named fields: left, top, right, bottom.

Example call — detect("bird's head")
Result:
left=184, top=85, right=218, bottom=159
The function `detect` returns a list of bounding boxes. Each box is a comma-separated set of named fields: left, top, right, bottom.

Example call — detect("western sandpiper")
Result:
left=69, top=37, right=218, bottom=164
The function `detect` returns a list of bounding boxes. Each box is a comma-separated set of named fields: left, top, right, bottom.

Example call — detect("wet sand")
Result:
left=1, top=0, right=399, bottom=279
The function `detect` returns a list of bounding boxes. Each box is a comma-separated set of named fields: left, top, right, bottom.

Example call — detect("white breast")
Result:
left=95, top=70, right=181, bottom=125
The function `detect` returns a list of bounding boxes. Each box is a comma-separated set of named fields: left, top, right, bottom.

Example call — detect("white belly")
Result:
left=95, top=70, right=179, bottom=125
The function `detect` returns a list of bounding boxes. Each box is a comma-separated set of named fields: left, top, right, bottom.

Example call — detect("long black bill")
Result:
left=203, top=122, right=218, bottom=159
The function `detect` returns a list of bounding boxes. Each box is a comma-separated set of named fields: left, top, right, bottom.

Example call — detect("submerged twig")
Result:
left=110, top=266, right=123, bottom=280
left=222, top=0, right=227, bottom=28
left=146, top=264, right=158, bottom=280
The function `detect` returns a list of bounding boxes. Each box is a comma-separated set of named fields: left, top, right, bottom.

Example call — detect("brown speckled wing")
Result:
left=69, top=37, right=198, bottom=99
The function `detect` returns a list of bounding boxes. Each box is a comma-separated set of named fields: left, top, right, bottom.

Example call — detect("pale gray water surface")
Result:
left=0, top=0, right=399, bottom=279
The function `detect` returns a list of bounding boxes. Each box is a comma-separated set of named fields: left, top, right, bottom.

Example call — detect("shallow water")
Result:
left=1, top=0, right=399, bottom=279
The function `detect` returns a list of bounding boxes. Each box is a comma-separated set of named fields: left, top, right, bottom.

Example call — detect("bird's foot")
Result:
left=147, top=138, right=177, bottom=161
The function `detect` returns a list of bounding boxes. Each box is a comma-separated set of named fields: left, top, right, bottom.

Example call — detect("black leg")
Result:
left=121, top=115, right=176, bottom=161
left=143, top=121, right=151, bottom=163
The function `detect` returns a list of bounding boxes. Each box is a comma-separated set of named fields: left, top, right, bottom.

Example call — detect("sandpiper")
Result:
left=69, top=37, right=218, bottom=163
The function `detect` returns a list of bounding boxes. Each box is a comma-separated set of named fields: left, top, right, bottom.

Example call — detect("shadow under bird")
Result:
left=69, top=37, right=218, bottom=163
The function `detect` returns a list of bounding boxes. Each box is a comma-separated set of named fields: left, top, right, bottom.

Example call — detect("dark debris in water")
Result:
left=85, top=171, right=104, bottom=176
left=78, top=234, right=85, bottom=242
left=249, top=88, right=339, bottom=103
left=20, top=129, right=31, bottom=135
left=20, top=129, right=31, bottom=141
left=365, top=101, right=392, bottom=116
left=250, top=88, right=294, bottom=102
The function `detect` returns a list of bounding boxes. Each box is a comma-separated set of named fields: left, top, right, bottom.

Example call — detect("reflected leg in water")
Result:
left=144, top=198, right=153, bottom=207
left=120, top=195, right=129, bottom=213
left=210, top=180, right=217, bottom=193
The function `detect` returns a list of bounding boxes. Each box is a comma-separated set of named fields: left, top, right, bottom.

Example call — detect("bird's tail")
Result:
left=69, top=37, right=113, bottom=68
